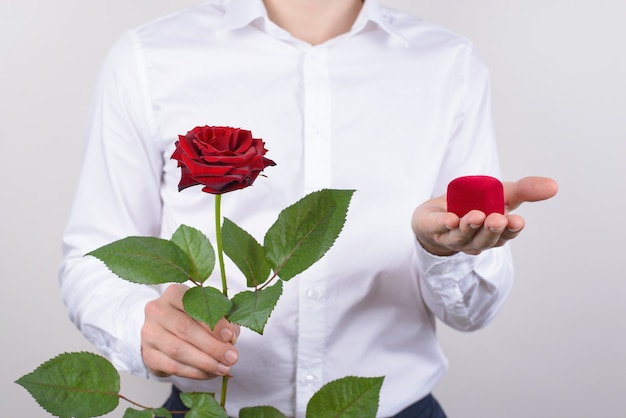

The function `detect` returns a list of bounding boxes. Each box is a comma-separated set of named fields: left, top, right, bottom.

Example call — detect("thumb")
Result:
left=504, top=176, right=559, bottom=211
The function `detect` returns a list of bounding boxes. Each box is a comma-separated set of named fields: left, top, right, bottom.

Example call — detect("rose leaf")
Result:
left=15, top=352, right=120, bottom=418
left=305, top=376, right=384, bottom=418
left=87, top=236, right=190, bottom=284
left=239, top=405, right=288, bottom=418
left=151, top=407, right=173, bottom=418
left=123, top=408, right=171, bottom=418
left=180, top=392, right=228, bottom=418
left=222, top=217, right=271, bottom=287
left=227, top=281, right=283, bottom=334
left=171, top=224, right=216, bottom=284
left=183, top=286, right=233, bottom=330
left=264, top=189, right=354, bottom=281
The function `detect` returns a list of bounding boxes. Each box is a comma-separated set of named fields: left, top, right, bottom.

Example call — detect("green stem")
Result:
left=215, top=194, right=228, bottom=297
left=215, top=194, right=229, bottom=409
left=220, top=375, right=230, bottom=408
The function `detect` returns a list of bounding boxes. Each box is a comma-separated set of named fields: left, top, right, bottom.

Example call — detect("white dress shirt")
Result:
left=59, top=0, right=513, bottom=416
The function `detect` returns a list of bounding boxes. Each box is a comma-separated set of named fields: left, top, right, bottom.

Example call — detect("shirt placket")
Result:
left=295, top=45, right=332, bottom=417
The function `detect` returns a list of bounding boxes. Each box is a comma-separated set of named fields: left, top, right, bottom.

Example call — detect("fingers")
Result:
left=461, top=212, right=504, bottom=254
left=214, top=318, right=241, bottom=345
left=504, top=176, right=559, bottom=211
left=411, top=197, right=460, bottom=256
left=476, top=213, right=524, bottom=250
left=413, top=176, right=556, bottom=256
left=414, top=206, right=525, bottom=256
left=438, top=211, right=507, bottom=255
left=141, top=284, right=239, bottom=380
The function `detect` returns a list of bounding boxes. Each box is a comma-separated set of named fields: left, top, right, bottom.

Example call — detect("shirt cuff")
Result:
left=414, top=239, right=479, bottom=282
left=80, top=296, right=150, bottom=378
left=414, top=239, right=513, bottom=331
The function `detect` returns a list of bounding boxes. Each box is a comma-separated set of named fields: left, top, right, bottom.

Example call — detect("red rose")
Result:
left=171, top=126, right=276, bottom=194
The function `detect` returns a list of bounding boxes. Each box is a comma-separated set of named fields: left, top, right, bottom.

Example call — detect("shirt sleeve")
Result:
left=58, top=31, right=163, bottom=376
left=416, top=242, right=513, bottom=331
left=416, top=43, right=514, bottom=332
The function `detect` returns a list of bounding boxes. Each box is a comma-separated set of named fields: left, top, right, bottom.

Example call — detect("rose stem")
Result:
left=214, top=194, right=230, bottom=409
left=215, top=194, right=228, bottom=297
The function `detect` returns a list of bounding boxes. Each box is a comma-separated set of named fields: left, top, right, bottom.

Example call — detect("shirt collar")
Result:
left=217, top=0, right=268, bottom=34
left=216, top=0, right=408, bottom=47
left=352, top=0, right=409, bottom=46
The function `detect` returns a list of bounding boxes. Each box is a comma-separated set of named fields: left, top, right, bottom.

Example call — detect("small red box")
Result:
left=446, top=175, right=504, bottom=217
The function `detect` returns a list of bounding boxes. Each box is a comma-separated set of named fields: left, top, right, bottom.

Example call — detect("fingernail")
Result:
left=507, top=227, right=522, bottom=233
left=225, top=350, right=238, bottom=364
left=470, top=224, right=481, bottom=229
left=220, top=328, right=233, bottom=342
left=217, top=363, right=230, bottom=375
left=489, top=226, right=505, bottom=233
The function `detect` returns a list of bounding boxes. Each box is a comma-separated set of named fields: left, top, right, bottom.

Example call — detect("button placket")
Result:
left=306, top=287, right=320, bottom=301
left=302, top=47, right=332, bottom=194
left=294, top=45, right=333, bottom=418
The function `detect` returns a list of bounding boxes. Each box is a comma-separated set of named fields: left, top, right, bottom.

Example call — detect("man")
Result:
left=59, top=0, right=557, bottom=417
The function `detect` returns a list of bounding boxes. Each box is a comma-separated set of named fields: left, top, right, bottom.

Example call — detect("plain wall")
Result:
left=2, top=1, right=624, bottom=416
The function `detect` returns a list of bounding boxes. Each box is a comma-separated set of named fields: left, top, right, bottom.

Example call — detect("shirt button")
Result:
left=306, top=288, right=320, bottom=300
left=305, top=374, right=316, bottom=385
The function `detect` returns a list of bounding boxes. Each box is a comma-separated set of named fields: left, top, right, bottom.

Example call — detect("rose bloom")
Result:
left=171, top=126, right=276, bottom=194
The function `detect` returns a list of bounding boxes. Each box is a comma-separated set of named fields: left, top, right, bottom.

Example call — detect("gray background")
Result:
left=2, top=1, right=624, bottom=416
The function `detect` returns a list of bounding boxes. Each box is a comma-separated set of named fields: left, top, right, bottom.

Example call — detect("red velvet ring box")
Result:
left=446, top=175, right=504, bottom=217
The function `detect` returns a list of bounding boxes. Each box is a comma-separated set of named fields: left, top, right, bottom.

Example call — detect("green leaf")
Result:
left=123, top=409, right=153, bottom=418
left=239, top=405, right=288, bottom=418
left=264, top=189, right=354, bottom=281
left=180, top=392, right=228, bottom=418
left=227, top=281, right=283, bottom=334
left=87, top=236, right=190, bottom=284
left=152, top=407, right=173, bottom=418
left=171, top=225, right=216, bottom=284
left=183, top=286, right=233, bottom=330
left=123, top=407, right=172, bottom=418
left=222, top=217, right=271, bottom=287
left=15, top=351, right=120, bottom=418
left=305, top=376, right=384, bottom=418
left=122, top=409, right=146, bottom=418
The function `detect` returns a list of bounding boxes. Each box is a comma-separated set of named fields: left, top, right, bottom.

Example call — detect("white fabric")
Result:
left=59, top=0, right=514, bottom=416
